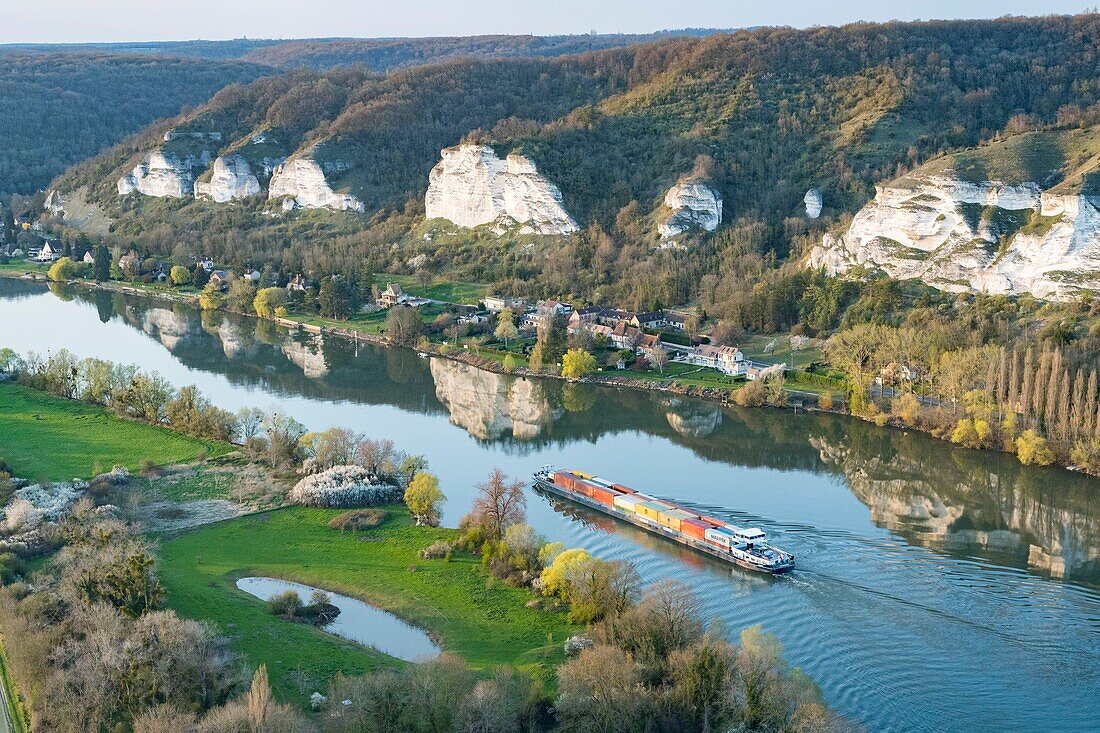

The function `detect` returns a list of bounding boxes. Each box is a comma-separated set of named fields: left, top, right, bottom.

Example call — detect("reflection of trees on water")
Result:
left=26, top=281, right=1100, bottom=584
left=811, top=427, right=1100, bottom=584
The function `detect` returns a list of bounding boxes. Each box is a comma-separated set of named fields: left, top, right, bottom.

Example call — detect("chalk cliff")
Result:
left=808, top=176, right=1100, bottom=300
left=808, top=130, right=1100, bottom=300
left=658, top=178, right=722, bottom=238
left=424, top=144, right=578, bottom=235
left=117, top=149, right=212, bottom=198
left=268, top=157, right=364, bottom=212
left=194, top=154, right=282, bottom=202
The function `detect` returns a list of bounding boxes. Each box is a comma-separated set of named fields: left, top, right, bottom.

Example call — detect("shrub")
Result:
left=420, top=540, right=453, bottom=560
left=817, top=393, right=834, bottom=410
left=267, top=590, right=303, bottom=616
left=289, top=465, right=402, bottom=508
left=1016, top=429, right=1054, bottom=466
left=328, top=508, right=387, bottom=532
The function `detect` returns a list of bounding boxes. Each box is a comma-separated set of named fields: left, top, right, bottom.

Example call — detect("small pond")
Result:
left=236, top=577, right=441, bottom=662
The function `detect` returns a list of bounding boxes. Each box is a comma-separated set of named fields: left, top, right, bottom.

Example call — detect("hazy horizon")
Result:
left=2, top=0, right=1091, bottom=45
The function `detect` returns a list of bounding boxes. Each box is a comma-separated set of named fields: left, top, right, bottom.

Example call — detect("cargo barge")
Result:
left=533, top=467, right=795, bottom=574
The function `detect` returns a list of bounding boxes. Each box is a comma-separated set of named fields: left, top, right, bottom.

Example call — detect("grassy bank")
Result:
left=0, top=383, right=231, bottom=482
left=0, top=637, right=27, bottom=733
left=157, top=506, right=576, bottom=701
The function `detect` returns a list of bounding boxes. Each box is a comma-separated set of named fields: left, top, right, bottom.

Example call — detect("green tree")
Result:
left=494, top=308, right=519, bottom=347
left=169, top=265, right=191, bottom=286
left=1016, top=429, right=1054, bottom=466
left=386, top=306, right=423, bottom=346
left=561, top=348, right=597, bottom=380
left=199, top=281, right=225, bottom=311
left=228, top=278, right=257, bottom=313
left=93, top=244, right=110, bottom=281
left=404, top=471, right=445, bottom=526
left=47, top=256, right=77, bottom=282
left=253, top=286, right=286, bottom=318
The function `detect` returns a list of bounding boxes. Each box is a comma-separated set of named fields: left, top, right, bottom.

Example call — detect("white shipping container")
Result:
left=705, top=527, right=735, bottom=547
left=614, top=494, right=643, bottom=512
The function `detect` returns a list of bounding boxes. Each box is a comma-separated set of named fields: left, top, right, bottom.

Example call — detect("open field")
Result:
left=0, top=383, right=230, bottom=482
left=157, top=506, right=576, bottom=701
left=372, top=273, right=488, bottom=306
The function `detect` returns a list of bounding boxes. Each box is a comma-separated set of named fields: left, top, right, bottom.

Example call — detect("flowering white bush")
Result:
left=564, top=634, right=594, bottom=656
left=3, top=499, right=42, bottom=533
left=289, top=465, right=402, bottom=508
left=1, top=480, right=87, bottom=533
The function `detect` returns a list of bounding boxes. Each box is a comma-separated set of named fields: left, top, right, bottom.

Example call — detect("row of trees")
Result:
left=824, top=322, right=1100, bottom=471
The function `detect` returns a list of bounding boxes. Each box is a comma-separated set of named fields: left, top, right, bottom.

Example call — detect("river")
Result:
left=1, top=278, right=1098, bottom=732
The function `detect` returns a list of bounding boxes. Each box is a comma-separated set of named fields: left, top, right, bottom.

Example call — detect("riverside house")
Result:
left=687, top=344, right=744, bottom=375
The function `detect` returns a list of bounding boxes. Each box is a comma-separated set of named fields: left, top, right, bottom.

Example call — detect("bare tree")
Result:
left=470, top=468, right=527, bottom=540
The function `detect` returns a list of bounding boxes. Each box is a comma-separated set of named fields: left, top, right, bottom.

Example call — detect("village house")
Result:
left=663, top=312, right=688, bottom=330
left=287, top=274, right=309, bottom=292
left=82, top=250, right=95, bottom=264
left=33, top=240, right=64, bottom=262
left=243, top=269, right=263, bottom=282
left=483, top=295, right=525, bottom=313
left=379, top=283, right=410, bottom=307
left=629, top=312, right=670, bottom=329
left=567, top=306, right=604, bottom=329
left=688, top=344, right=744, bottom=375
left=537, top=299, right=572, bottom=316
left=197, top=257, right=215, bottom=272
left=208, top=270, right=232, bottom=289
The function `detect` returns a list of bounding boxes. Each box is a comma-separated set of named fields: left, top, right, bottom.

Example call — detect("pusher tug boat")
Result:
left=533, top=466, right=795, bottom=575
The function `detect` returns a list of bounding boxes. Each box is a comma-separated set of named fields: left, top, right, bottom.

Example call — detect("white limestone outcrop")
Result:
left=808, top=174, right=1100, bottom=300
left=658, top=179, right=722, bottom=238
left=804, top=188, right=823, bottom=219
left=424, top=144, right=578, bottom=235
left=194, top=154, right=282, bottom=202
left=268, top=157, right=364, bottom=212
left=117, top=149, right=211, bottom=198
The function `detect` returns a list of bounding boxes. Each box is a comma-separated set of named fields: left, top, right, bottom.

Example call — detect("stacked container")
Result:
left=613, top=493, right=644, bottom=513
left=680, top=518, right=712, bottom=541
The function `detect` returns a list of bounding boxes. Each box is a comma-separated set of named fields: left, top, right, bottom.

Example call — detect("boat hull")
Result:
left=533, top=478, right=794, bottom=575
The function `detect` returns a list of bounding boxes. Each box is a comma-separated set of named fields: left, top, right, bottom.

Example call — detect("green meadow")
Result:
left=0, top=383, right=229, bottom=482
left=157, top=506, right=576, bottom=701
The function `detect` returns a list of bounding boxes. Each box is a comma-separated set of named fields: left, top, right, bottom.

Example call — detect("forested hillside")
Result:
left=44, top=15, right=1100, bottom=315
left=238, top=31, right=723, bottom=70
left=0, top=53, right=269, bottom=195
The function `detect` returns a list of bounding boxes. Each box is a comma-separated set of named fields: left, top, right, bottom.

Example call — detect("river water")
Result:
left=1, top=279, right=1098, bottom=732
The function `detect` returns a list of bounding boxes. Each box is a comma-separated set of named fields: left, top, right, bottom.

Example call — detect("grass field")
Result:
left=372, top=273, right=488, bottom=306
left=0, top=383, right=231, bottom=482
left=157, top=506, right=576, bottom=702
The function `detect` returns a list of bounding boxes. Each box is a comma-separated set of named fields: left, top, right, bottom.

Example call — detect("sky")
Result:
left=2, top=0, right=1092, bottom=43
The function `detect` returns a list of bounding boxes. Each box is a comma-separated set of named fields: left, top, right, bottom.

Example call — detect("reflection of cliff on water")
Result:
left=811, top=426, right=1100, bottom=584
left=430, top=357, right=562, bottom=440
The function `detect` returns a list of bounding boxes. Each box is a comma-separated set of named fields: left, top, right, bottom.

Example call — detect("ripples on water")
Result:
left=2, top=280, right=1099, bottom=732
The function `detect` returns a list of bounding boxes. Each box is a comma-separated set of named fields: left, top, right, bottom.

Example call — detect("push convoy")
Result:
left=532, top=467, right=795, bottom=574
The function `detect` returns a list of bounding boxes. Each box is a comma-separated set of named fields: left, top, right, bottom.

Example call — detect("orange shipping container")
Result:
left=592, top=487, right=618, bottom=506
left=611, top=483, right=637, bottom=494
left=680, top=518, right=710, bottom=541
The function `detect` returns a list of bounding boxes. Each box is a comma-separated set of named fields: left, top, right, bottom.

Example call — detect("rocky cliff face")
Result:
left=658, top=178, right=722, bottom=238
left=424, top=144, right=578, bottom=235
left=808, top=174, right=1100, bottom=300
left=117, top=149, right=212, bottom=199
left=268, top=157, right=364, bottom=212
left=194, top=154, right=282, bottom=202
